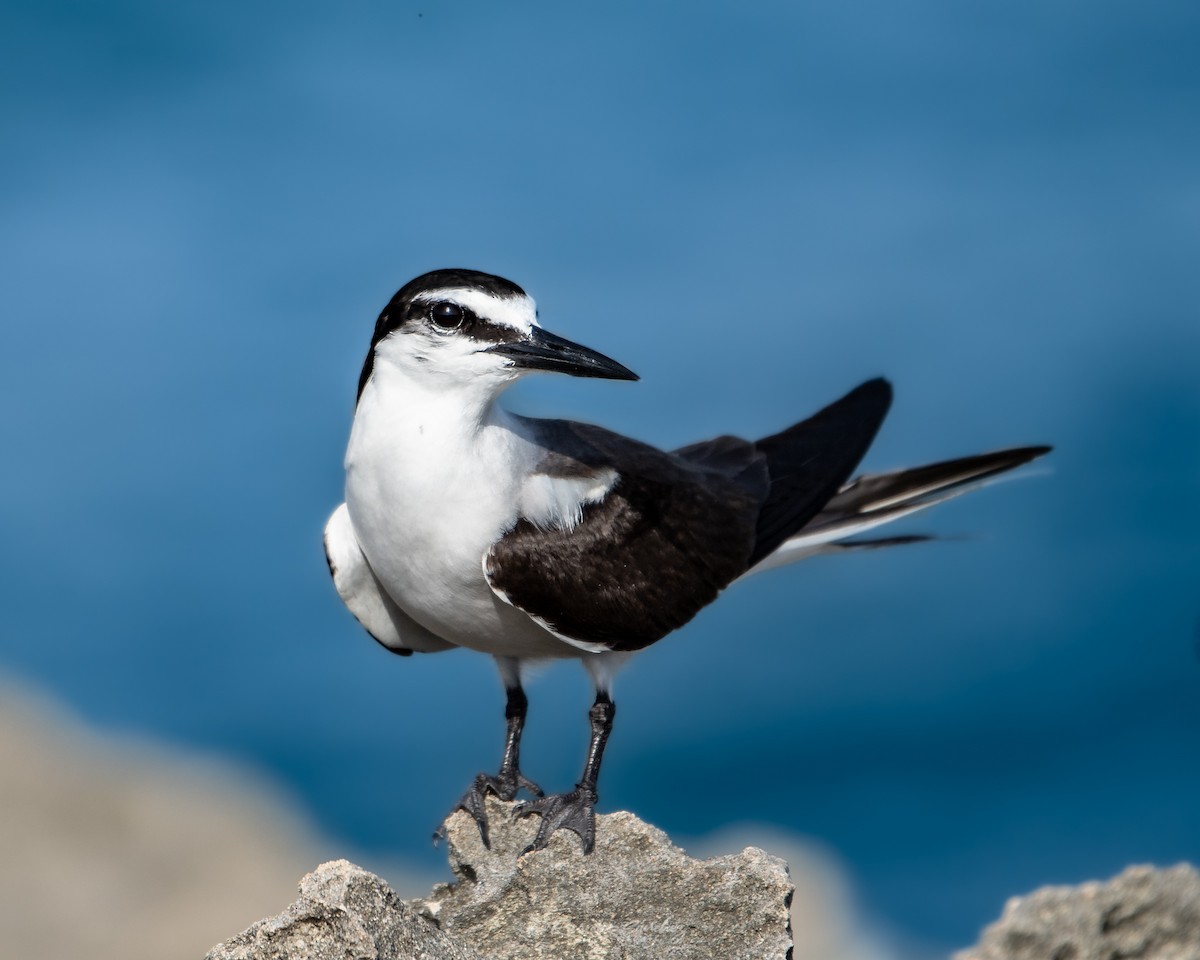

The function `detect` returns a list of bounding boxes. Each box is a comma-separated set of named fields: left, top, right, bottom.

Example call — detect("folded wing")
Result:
left=486, top=380, right=897, bottom=653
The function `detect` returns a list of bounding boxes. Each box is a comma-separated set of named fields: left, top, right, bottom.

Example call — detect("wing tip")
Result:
left=850, top=376, right=894, bottom=413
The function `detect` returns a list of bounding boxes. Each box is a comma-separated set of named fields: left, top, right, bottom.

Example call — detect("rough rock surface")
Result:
left=205, top=859, right=483, bottom=960
left=208, top=796, right=794, bottom=960
left=958, top=863, right=1200, bottom=960
left=423, top=796, right=794, bottom=960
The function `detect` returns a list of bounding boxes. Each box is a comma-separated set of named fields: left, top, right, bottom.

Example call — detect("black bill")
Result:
left=486, top=327, right=638, bottom=381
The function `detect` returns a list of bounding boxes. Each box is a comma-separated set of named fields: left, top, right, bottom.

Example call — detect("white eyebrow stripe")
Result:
left=416, top=288, right=538, bottom=334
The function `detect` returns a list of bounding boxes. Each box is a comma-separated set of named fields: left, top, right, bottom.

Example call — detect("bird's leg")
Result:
left=516, top=690, right=615, bottom=855
left=491, top=683, right=544, bottom=798
left=436, top=678, right=543, bottom=848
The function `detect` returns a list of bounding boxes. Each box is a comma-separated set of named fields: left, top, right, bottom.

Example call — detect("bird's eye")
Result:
left=429, top=301, right=466, bottom=330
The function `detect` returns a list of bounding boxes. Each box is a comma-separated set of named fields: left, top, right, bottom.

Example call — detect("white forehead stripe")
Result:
left=416, top=287, right=539, bottom=333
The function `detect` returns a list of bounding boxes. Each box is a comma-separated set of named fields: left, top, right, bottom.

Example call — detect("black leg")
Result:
left=494, top=685, right=543, bottom=799
left=516, top=691, right=615, bottom=854
left=435, top=684, right=544, bottom=848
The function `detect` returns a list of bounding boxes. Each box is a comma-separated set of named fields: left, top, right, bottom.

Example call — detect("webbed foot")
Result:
left=515, top=783, right=597, bottom=854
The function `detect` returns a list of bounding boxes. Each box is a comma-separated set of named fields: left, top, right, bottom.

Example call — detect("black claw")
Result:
left=435, top=767, right=543, bottom=848
left=434, top=774, right=492, bottom=847
left=515, top=784, right=598, bottom=854
left=517, top=772, right=545, bottom=798
left=487, top=767, right=544, bottom=802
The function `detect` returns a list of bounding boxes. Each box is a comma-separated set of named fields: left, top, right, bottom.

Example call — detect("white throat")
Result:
left=342, top=365, right=529, bottom=644
left=342, top=355, right=618, bottom=657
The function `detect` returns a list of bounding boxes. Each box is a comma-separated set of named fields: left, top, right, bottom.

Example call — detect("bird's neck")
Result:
left=346, top=364, right=524, bottom=478
left=366, top=361, right=508, bottom=429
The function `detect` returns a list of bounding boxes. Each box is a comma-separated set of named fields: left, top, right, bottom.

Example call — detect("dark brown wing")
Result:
left=486, top=421, right=761, bottom=652
left=488, top=379, right=893, bottom=651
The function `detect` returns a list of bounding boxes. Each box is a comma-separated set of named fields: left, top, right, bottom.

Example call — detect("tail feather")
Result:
left=746, top=444, right=1051, bottom=575
left=826, top=446, right=1051, bottom=515
left=832, top=533, right=934, bottom=550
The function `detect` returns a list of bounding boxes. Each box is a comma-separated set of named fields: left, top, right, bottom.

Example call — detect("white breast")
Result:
left=344, top=372, right=572, bottom=658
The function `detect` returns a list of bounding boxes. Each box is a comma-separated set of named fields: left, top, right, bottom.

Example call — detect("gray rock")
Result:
left=207, top=798, right=795, bottom=960
left=957, top=863, right=1200, bottom=960
left=421, top=796, right=795, bottom=960
left=205, top=859, right=484, bottom=960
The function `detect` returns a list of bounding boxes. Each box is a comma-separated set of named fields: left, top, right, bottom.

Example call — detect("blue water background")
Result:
left=3, top=1, right=1199, bottom=952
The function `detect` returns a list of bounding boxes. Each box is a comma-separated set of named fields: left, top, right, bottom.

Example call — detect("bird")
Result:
left=323, top=267, right=1050, bottom=854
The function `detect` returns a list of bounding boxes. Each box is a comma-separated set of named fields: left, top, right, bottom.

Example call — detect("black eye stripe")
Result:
left=374, top=295, right=529, bottom=348
left=414, top=301, right=526, bottom=345
left=474, top=320, right=524, bottom=344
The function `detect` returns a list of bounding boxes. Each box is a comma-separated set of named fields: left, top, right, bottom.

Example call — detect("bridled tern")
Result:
left=324, top=268, right=1050, bottom=853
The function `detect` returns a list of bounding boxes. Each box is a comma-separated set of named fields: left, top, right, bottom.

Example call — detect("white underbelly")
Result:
left=344, top=415, right=570, bottom=659
left=349, top=503, right=564, bottom=657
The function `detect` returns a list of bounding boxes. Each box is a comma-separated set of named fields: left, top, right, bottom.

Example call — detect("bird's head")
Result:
left=357, top=269, right=638, bottom=403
